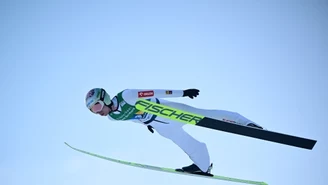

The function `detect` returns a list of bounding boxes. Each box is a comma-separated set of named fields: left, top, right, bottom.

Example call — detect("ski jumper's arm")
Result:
left=121, top=89, right=184, bottom=105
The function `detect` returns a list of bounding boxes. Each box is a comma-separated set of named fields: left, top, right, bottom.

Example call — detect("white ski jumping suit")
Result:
left=107, top=89, right=260, bottom=172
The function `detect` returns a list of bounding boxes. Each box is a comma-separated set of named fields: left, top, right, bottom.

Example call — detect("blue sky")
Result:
left=1, top=0, right=327, bottom=185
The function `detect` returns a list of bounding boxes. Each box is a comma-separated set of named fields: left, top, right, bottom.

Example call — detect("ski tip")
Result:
left=64, top=142, right=71, bottom=147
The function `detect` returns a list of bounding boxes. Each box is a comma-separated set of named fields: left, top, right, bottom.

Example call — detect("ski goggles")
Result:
left=90, top=101, right=105, bottom=113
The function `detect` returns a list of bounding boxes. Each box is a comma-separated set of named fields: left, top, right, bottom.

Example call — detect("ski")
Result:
left=135, top=99, right=317, bottom=150
left=65, top=142, right=267, bottom=185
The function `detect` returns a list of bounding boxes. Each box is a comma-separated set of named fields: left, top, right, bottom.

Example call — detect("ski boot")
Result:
left=176, top=163, right=213, bottom=176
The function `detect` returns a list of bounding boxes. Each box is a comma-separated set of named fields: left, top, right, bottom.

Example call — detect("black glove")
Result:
left=147, top=125, right=154, bottom=133
left=183, top=89, right=200, bottom=99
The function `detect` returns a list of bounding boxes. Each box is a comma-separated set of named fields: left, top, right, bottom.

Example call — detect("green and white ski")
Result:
left=65, top=142, right=268, bottom=185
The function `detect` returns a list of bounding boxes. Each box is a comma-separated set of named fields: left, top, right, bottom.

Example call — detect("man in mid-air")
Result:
left=85, top=88, right=263, bottom=174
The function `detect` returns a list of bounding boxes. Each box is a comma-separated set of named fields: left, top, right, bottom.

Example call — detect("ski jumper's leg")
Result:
left=149, top=119, right=211, bottom=172
left=159, top=99, right=261, bottom=127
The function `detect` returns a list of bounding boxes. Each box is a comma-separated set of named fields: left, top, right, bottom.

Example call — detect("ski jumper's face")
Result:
left=97, top=105, right=112, bottom=116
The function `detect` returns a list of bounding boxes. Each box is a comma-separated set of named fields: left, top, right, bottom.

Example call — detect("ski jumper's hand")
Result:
left=183, top=89, right=200, bottom=99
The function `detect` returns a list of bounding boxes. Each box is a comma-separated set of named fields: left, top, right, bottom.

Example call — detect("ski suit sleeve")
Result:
left=122, top=89, right=184, bottom=105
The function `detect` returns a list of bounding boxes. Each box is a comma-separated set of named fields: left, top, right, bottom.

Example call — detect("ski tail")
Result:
left=196, top=117, right=316, bottom=150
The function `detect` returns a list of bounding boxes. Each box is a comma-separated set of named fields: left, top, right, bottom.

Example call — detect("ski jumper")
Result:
left=107, top=89, right=258, bottom=172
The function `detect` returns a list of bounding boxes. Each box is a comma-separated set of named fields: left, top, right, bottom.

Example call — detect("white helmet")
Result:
left=85, top=88, right=112, bottom=112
